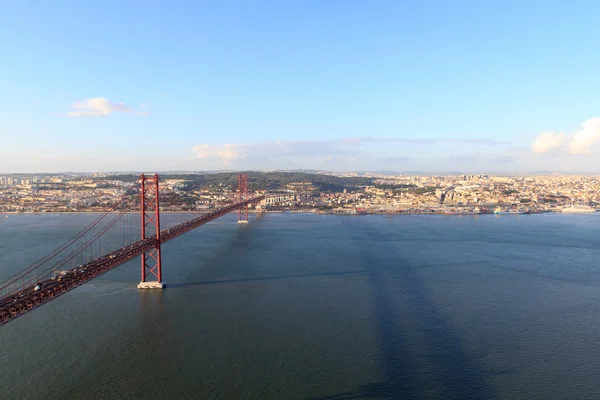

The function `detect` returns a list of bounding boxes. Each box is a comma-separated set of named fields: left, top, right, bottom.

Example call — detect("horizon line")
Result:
left=1, top=169, right=600, bottom=177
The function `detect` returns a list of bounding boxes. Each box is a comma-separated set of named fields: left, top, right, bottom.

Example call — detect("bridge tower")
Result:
left=238, top=173, right=249, bottom=224
left=138, top=174, right=166, bottom=289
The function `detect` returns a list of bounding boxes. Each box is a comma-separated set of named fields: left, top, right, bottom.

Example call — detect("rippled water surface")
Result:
left=2, top=212, right=600, bottom=399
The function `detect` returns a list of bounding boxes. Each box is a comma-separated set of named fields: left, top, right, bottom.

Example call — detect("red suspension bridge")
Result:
left=0, top=173, right=264, bottom=326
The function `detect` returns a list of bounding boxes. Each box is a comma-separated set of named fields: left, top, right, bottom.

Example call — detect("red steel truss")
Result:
left=0, top=195, right=264, bottom=326
left=0, top=171, right=265, bottom=327
left=140, top=174, right=162, bottom=283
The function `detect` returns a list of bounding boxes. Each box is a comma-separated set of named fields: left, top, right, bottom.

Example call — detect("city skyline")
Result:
left=2, top=1, right=600, bottom=173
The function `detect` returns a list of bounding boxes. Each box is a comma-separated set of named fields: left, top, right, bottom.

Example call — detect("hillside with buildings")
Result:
left=1, top=172, right=599, bottom=214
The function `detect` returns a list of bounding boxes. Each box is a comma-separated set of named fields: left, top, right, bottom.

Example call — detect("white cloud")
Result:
left=190, top=136, right=509, bottom=168
left=140, top=103, right=151, bottom=109
left=192, top=143, right=245, bottom=165
left=569, top=117, right=600, bottom=154
left=66, top=97, right=147, bottom=117
left=192, top=139, right=357, bottom=167
left=343, top=137, right=508, bottom=145
left=532, top=131, right=567, bottom=154
left=5, top=133, right=600, bottom=173
left=532, top=117, right=600, bottom=155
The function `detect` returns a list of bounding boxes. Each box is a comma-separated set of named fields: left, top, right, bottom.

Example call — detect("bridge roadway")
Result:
left=0, top=196, right=264, bottom=326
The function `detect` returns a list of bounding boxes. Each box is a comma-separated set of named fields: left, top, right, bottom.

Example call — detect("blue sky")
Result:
left=1, top=0, right=600, bottom=173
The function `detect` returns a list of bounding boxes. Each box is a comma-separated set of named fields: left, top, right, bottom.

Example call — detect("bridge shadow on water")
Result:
left=162, top=215, right=493, bottom=399
left=168, top=270, right=366, bottom=288
left=166, top=215, right=493, bottom=399
left=308, top=219, right=493, bottom=400
left=168, top=216, right=365, bottom=288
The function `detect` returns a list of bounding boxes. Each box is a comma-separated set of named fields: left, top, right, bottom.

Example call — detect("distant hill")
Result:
left=96, top=171, right=374, bottom=192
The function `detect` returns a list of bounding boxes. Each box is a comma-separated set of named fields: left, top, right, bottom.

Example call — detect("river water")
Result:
left=1, top=212, right=600, bottom=399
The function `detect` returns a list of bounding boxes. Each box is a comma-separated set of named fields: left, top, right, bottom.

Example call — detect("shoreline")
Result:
left=1, top=210, right=591, bottom=216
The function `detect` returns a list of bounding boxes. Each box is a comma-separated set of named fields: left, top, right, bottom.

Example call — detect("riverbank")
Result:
left=2, top=209, right=589, bottom=216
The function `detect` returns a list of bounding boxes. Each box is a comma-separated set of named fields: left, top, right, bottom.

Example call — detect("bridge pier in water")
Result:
left=137, top=173, right=252, bottom=289
left=138, top=174, right=166, bottom=290
left=0, top=172, right=267, bottom=326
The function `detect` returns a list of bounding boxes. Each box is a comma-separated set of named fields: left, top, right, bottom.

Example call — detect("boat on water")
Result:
left=443, top=209, right=482, bottom=215
left=493, top=207, right=529, bottom=215
left=561, top=205, right=597, bottom=213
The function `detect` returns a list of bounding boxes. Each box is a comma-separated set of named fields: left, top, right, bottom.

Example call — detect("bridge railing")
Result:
left=0, top=195, right=264, bottom=300
left=161, top=195, right=265, bottom=243
left=0, top=190, right=140, bottom=299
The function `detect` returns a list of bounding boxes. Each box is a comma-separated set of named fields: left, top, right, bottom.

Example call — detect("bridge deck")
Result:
left=0, top=196, right=264, bottom=326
